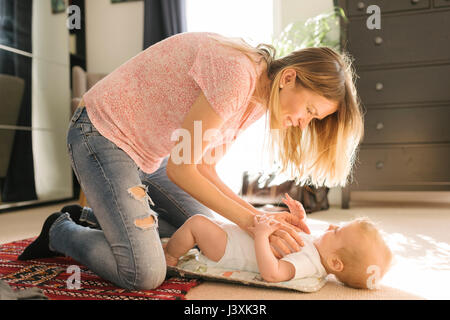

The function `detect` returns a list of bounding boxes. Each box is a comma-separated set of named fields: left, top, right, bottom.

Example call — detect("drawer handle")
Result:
left=376, top=122, right=384, bottom=130
left=374, top=36, right=383, bottom=45
left=411, top=0, right=420, bottom=4
left=376, top=161, right=384, bottom=170
left=357, top=1, right=366, bottom=10
left=375, top=82, right=384, bottom=91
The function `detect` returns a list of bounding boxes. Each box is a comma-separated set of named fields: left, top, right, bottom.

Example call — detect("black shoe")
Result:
left=18, top=212, right=65, bottom=261
left=61, top=204, right=82, bottom=223
left=61, top=204, right=91, bottom=227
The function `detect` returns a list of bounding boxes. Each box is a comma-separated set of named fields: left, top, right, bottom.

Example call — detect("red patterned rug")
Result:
left=0, top=238, right=201, bottom=300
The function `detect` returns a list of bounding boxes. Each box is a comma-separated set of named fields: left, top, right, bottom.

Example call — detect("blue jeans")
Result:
left=49, top=107, right=214, bottom=290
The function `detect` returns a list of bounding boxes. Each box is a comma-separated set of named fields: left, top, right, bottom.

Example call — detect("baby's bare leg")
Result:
left=164, top=215, right=227, bottom=266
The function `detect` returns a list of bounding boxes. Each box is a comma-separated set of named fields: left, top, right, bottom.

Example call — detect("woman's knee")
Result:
left=118, top=256, right=167, bottom=291
left=133, top=268, right=166, bottom=291
left=115, top=233, right=167, bottom=291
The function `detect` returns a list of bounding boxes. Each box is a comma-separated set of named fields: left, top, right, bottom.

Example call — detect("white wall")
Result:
left=85, top=0, right=144, bottom=73
left=273, top=0, right=335, bottom=38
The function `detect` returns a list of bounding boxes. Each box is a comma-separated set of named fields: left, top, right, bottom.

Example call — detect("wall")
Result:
left=273, top=0, right=335, bottom=38
left=85, top=0, right=144, bottom=73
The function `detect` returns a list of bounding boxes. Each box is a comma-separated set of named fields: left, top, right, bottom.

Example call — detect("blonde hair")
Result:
left=207, top=33, right=364, bottom=187
left=335, top=217, right=393, bottom=289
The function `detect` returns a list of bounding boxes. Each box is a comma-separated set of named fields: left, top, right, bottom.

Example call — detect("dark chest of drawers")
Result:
left=337, top=0, right=450, bottom=208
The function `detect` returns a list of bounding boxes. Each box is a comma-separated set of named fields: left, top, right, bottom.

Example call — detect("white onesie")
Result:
left=197, top=223, right=328, bottom=281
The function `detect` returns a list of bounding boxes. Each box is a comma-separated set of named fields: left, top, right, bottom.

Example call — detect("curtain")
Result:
left=0, top=0, right=36, bottom=202
left=143, top=0, right=187, bottom=49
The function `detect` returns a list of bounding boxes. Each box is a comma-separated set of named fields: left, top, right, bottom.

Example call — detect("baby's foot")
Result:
left=162, top=243, right=178, bottom=267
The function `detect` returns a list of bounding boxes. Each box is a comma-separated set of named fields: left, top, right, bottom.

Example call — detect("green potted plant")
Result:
left=271, top=6, right=348, bottom=57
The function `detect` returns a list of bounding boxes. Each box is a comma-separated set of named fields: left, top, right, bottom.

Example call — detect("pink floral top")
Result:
left=83, top=32, right=267, bottom=174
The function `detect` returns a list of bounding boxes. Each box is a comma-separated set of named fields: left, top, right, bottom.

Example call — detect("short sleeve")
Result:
left=188, top=42, right=255, bottom=121
left=281, top=252, right=318, bottom=280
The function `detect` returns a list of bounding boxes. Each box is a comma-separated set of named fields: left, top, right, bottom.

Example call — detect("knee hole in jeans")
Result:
left=128, top=185, right=158, bottom=230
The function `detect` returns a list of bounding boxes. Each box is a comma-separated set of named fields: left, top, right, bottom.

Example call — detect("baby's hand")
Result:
left=248, top=215, right=282, bottom=238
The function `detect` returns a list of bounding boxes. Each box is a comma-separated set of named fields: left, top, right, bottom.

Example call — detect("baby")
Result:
left=164, top=194, right=393, bottom=289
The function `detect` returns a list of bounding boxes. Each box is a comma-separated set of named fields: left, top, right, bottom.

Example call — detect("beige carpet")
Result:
left=1, top=200, right=448, bottom=300
left=186, top=277, right=424, bottom=300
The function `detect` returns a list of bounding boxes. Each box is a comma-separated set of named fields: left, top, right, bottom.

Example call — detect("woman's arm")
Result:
left=196, top=149, right=260, bottom=216
left=167, top=92, right=305, bottom=253
left=166, top=92, right=255, bottom=229
left=168, top=161, right=255, bottom=228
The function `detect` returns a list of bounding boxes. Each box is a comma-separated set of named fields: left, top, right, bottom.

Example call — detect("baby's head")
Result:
left=314, top=217, right=393, bottom=289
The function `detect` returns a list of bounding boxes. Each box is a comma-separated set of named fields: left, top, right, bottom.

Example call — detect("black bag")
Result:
left=239, top=171, right=330, bottom=214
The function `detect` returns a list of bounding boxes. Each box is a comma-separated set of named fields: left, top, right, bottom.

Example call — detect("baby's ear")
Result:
left=327, top=254, right=344, bottom=272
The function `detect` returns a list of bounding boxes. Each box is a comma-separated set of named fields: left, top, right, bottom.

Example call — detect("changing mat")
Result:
left=166, top=247, right=327, bottom=293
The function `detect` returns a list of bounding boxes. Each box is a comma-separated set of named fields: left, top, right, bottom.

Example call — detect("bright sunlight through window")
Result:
left=186, top=0, right=274, bottom=45
left=185, top=0, right=276, bottom=199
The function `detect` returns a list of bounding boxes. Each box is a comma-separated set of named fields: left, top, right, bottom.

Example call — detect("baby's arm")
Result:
left=250, top=216, right=296, bottom=283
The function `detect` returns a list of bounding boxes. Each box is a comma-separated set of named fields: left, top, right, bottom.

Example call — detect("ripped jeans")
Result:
left=49, top=107, right=214, bottom=290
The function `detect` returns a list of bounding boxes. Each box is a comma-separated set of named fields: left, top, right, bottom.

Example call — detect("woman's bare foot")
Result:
left=162, top=243, right=178, bottom=267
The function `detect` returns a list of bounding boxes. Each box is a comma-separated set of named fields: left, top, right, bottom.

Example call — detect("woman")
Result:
left=19, top=32, right=363, bottom=290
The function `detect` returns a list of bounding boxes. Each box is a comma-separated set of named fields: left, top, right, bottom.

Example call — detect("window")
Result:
left=185, top=0, right=275, bottom=196
left=186, top=0, right=274, bottom=46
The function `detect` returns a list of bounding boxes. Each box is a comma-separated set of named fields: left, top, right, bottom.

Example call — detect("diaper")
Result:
left=197, top=223, right=259, bottom=273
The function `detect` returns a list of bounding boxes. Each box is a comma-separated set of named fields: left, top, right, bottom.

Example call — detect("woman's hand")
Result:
left=255, top=194, right=311, bottom=258
left=256, top=195, right=309, bottom=231
left=249, top=211, right=302, bottom=258
left=259, top=194, right=310, bottom=233
left=247, top=215, right=296, bottom=259
left=247, top=215, right=282, bottom=238
left=281, top=193, right=310, bottom=233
